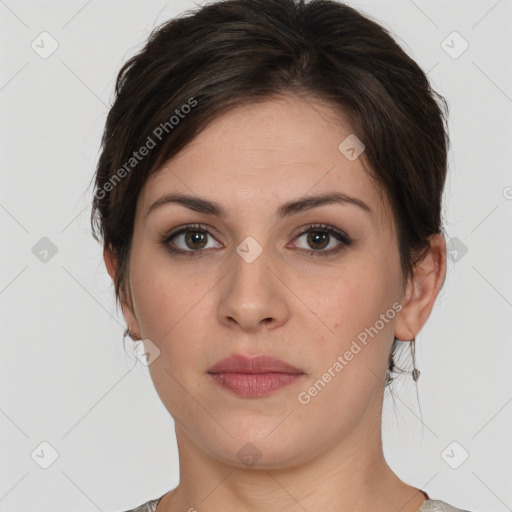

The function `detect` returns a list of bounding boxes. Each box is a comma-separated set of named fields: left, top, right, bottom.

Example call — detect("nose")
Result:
left=217, top=244, right=290, bottom=332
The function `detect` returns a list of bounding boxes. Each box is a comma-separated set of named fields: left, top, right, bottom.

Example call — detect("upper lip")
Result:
left=207, top=354, right=304, bottom=374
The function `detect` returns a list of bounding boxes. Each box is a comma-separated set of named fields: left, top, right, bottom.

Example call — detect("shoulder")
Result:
left=418, top=499, right=473, bottom=512
left=119, top=496, right=163, bottom=512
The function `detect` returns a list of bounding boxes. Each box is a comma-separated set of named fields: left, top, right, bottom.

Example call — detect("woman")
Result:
left=90, top=0, right=471, bottom=510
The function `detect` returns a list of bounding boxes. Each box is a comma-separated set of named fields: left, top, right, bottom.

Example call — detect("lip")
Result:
left=207, top=354, right=304, bottom=374
left=207, top=354, right=305, bottom=397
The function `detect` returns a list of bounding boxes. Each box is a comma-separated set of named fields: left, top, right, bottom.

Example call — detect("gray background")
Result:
left=1, top=0, right=511, bottom=511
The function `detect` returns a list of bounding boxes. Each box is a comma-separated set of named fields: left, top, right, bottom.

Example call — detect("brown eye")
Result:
left=161, top=224, right=222, bottom=256
left=184, top=230, right=208, bottom=250
left=292, top=224, right=352, bottom=257
left=306, top=230, right=330, bottom=250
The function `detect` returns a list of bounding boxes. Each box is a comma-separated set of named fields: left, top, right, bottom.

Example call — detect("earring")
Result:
left=123, top=327, right=142, bottom=341
left=410, top=336, right=421, bottom=381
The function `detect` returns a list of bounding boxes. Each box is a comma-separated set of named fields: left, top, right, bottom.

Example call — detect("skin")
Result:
left=104, top=94, right=446, bottom=512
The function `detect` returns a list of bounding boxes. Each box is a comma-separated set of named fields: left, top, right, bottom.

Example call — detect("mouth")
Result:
left=207, top=354, right=306, bottom=397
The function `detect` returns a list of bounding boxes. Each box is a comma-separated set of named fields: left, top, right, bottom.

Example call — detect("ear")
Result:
left=394, top=233, right=447, bottom=341
left=103, top=245, right=142, bottom=338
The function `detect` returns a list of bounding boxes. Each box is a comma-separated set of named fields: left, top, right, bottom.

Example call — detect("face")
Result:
left=112, top=95, right=415, bottom=469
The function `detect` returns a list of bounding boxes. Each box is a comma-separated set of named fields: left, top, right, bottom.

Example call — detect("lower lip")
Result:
left=208, top=372, right=304, bottom=397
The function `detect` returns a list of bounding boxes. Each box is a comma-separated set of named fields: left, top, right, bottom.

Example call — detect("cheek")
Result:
left=129, top=259, right=211, bottom=417
left=129, top=250, right=215, bottom=364
left=304, top=261, right=395, bottom=338
left=294, top=272, right=398, bottom=419
left=301, top=253, right=401, bottom=387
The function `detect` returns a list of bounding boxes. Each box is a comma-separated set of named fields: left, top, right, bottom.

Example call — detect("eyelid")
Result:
left=165, top=222, right=220, bottom=240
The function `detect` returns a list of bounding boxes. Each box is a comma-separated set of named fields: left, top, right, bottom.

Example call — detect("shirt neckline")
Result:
left=154, top=489, right=432, bottom=511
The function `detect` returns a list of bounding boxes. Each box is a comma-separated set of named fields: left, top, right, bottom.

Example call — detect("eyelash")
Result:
left=159, top=223, right=352, bottom=258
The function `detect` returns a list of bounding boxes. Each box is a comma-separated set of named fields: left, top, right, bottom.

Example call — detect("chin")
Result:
left=206, top=426, right=313, bottom=470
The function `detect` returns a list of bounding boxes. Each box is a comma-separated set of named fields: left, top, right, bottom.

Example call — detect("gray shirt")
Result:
left=121, top=496, right=472, bottom=512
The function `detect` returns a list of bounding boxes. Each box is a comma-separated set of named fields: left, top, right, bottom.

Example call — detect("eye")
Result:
left=160, top=224, right=222, bottom=256
left=160, top=223, right=352, bottom=258
left=290, top=224, right=352, bottom=257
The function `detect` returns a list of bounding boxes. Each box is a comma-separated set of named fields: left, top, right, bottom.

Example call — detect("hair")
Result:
left=89, top=0, right=450, bottom=387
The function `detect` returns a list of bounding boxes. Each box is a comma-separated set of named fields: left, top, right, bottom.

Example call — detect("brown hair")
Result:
left=89, top=0, right=450, bottom=386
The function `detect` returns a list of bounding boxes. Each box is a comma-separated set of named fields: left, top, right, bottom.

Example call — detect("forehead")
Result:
left=138, top=94, right=391, bottom=229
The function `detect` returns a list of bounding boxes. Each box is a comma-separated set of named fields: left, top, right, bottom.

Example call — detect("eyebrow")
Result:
left=145, top=191, right=373, bottom=220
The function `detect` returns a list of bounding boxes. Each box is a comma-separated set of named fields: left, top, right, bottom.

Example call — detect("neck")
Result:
left=159, top=407, right=426, bottom=512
